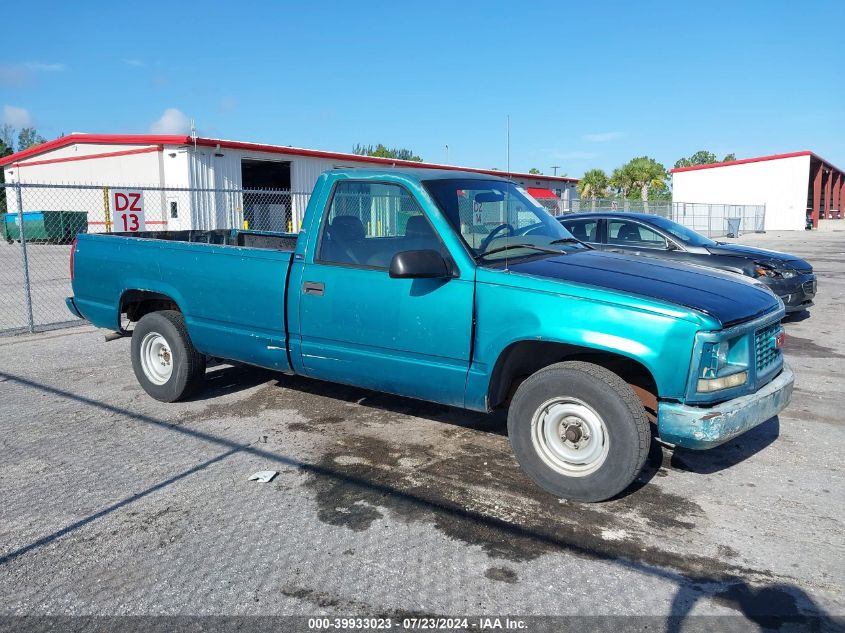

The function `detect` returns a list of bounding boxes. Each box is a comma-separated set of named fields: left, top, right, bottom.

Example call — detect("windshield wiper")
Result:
left=474, top=243, right=565, bottom=260
left=549, top=237, right=593, bottom=249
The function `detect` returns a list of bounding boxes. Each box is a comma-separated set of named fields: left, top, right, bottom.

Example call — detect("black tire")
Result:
left=131, top=310, right=206, bottom=402
left=507, top=361, right=650, bottom=502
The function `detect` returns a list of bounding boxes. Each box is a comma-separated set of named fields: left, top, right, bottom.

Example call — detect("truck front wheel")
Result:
left=507, top=361, right=650, bottom=502
left=131, top=310, right=206, bottom=402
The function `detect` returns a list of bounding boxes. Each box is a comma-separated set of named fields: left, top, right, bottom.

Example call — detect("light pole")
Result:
left=551, top=165, right=561, bottom=176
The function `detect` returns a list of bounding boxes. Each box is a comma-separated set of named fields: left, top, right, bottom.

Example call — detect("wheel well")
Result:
left=488, top=341, right=658, bottom=415
left=120, top=290, right=180, bottom=326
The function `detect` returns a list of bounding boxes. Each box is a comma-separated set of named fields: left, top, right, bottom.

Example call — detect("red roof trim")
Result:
left=0, top=134, right=188, bottom=167
left=670, top=150, right=842, bottom=175
left=0, top=133, right=580, bottom=183
left=527, top=187, right=558, bottom=199
left=11, top=145, right=161, bottom=168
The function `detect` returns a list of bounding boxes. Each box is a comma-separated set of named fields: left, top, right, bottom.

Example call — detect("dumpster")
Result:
left=1, top=211, right=88, bottom=244
left=726, top=217, right=741, bottom=238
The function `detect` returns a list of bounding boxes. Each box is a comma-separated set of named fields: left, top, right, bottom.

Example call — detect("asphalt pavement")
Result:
left=0, top=230, right=842, bottom=629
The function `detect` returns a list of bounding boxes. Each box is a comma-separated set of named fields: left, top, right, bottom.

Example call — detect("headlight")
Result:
left=754, top=263, right=796, bottom=279
left=697, top=371, right=748, bottom=393
left=697, top=338, right=749, bottom=392
left=754, top=264, right=782, bottom=279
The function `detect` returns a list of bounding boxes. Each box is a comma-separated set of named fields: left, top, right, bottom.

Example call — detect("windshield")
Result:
left=423, top=178, right=580, bottom=262
left=646, top=215, right=717, bottom=247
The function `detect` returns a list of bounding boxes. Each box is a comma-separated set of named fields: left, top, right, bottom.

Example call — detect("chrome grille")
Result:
left=755, top=322, right=781, bottom=374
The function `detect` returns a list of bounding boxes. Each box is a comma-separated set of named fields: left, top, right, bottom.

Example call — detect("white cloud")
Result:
left=24, top=62, right=65, bottom=72
left=122, top=58, right=145, bottom=67
left=0, top=62, right=64, bottom=87
left=2, top=105, right=33, bottom=128
left=583, top=131, right=624, bottom=143
left=149, top=108, right=190, bottom=134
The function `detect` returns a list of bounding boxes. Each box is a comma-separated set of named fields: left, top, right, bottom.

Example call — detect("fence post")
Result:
left=15, top=182, right=35, bottom=333
left=707, top=204, right=713, bottom=238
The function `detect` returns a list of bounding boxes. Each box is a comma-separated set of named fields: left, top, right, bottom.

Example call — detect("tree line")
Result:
left=352, top=144, right=422, bottom=162
left=0, top=124, right=47, bottom=158
left=573, top=149, right=736, bottom=209
left=0, top=125, right=48, bottom=212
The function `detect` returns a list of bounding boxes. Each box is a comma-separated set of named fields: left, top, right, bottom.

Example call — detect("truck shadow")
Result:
left=224, top=371, right=776, bottom=489
left=264, top=372, right=510, bottom=437
left=188, top=367, right=778, bottom=497
left=782, top=310, right=811, bottom=324
left=197, top=363, right=275, bottom=400
left=0, top=369, right=839, bottom=631
left=668, top=417, right=780, bottom=475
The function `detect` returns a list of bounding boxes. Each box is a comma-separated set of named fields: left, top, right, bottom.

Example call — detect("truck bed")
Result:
left=72, top=229, right=296, bottom=371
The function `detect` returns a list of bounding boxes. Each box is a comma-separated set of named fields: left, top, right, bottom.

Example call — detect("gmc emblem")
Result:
left=774, top=331, right=785, bottom=349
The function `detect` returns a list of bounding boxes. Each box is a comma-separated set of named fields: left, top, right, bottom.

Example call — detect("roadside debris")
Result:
left=248, top=470, right=277, bottom=483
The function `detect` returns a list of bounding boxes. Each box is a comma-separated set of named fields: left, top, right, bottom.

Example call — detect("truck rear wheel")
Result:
left=131, top=310, right=205, bottom=402
left=507, top=361, right=650, bottom=502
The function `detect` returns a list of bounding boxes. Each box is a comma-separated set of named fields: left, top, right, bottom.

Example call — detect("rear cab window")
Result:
left=317, top=181, right=442, bottom=269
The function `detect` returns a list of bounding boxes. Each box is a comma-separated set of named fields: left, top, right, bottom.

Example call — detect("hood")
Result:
left=706, top=243, right=812, bottom=272
left=506, top=250, right=779, bottom=327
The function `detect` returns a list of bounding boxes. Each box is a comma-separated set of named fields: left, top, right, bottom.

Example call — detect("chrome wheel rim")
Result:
left=139, top=332, right=173, bottom=385
left=531, top=397, right=609, bottom=477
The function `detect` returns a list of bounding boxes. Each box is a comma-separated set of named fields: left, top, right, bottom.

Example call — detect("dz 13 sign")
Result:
left=111, top=189, right=146, bottom=232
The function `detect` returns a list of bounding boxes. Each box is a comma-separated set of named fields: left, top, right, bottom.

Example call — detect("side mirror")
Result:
left=666, top=241, right=680, bottom=251
left=389, top=249, right=449, bottom=279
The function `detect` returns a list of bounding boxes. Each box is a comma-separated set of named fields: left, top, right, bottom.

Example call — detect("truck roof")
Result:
left=329, top=167, right=512, bottom=183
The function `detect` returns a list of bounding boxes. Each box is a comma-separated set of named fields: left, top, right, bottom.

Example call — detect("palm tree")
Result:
left=610, top=165, right=634, bottom=210
left=624, top=156, right=667, bottom=213
left=577, top=168, right=609, bottom=210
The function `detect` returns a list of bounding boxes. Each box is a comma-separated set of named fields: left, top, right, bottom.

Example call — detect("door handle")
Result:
left=303, top=281, right=325, bottom=296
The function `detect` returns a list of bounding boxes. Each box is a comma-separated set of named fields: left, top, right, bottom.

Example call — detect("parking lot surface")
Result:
left=0, top=231, right=843, bottom=625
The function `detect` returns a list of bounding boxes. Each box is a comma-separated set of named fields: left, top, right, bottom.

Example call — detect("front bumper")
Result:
left=657, top=363, right=794, bottom=449
left=771, top=273, right=816, bottom=312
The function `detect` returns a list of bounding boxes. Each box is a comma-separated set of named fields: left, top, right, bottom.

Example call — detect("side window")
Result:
left=608, top=220, right=667, bottom=249
left=562, top=219, right=598, bottom=242
left=318, top=181, right=438, bottom=268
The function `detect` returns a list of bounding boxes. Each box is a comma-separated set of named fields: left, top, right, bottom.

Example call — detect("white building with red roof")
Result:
left=1, top=134, right=578, bottom=231
left=671, top=151, right=844, bottom=231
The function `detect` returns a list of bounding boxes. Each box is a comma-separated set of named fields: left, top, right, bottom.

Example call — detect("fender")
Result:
left=464, top=272, right=713, bottom=411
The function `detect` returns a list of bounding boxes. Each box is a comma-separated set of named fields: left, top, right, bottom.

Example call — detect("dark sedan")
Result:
left=558, top=212, right=816, bottom=313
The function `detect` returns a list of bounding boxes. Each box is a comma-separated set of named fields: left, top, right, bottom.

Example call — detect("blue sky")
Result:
left=2, top=0, right=843, bottom=177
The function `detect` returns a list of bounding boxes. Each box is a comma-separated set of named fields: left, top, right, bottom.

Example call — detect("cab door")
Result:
left=296, top=180, right=474, bottom=408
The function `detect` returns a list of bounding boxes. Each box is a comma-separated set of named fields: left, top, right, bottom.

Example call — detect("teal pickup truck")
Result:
left=67, top=169, right=794, bottom=501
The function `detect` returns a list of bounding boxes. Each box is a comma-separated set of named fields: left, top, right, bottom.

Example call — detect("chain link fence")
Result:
left=0, top=181, right=766, bottom=336
left=0, top=182, right=310, bottom=336
left=552, top=198, right=765, bottom=238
